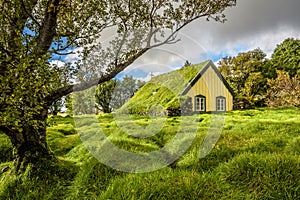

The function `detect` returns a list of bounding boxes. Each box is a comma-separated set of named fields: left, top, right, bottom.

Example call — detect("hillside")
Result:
left=119, top=60, right=209, bottom=114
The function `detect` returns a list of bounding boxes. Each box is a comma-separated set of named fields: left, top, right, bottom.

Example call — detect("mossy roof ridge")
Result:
left=149, top=60, right=209, bottom=94
left=151, top=60, right=209, bottom=84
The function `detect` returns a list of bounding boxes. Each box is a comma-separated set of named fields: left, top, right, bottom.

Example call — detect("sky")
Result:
left=50, top=0, right=300, bottom=81
left=119, top=0, right=300, bottom=81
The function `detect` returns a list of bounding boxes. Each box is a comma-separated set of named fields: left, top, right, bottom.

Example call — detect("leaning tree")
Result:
left=0, top=0, right=236, bottom=171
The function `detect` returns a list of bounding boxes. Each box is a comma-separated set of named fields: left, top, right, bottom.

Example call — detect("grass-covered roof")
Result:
left=119, top=60, right=210, bottom=114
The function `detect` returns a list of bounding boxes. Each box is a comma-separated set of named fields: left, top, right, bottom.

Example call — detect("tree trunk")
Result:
left=6, top=110, right=52, bottom=172
left=102, top=103, right=112, bottom=113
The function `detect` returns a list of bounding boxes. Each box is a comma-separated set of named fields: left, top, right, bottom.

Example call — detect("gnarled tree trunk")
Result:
left=5, top=109, right=52, bottom=172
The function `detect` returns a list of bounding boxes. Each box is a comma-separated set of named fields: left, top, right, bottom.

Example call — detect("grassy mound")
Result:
left=217, top=153, right=300, bottom=199
left=0, top=108, right=299, bottom=199
left=100, top=153, right=299, bottom=199
left=119, top=61, right=209, bottom=114
left=0, top=159, right=77, bottom=199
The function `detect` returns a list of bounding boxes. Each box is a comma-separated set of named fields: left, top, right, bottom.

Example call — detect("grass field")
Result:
left=0, top=108, right=299, bottom=199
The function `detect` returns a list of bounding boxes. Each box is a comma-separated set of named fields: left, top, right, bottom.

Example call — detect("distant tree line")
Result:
left=218, top=38, right=300, bottom=109
left=64, top=76, right=145, bottom=115
left=95, top=75, right=145, bottom=113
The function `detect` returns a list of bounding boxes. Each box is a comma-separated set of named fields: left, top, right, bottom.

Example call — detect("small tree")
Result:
left=95, top=80, right=117, bottom=113
left=183, top=60, right=192, bottom=67
left=48, top=98, right=64, bottom=115
left=110, top=76, right=138, bottom=110
left=266, top=70, right=300, bottom=107
left=72, top=87, right=96, bottom=115
left=95, top=76, right=145, bottom=113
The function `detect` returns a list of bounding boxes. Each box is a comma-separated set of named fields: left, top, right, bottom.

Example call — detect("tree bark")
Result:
left=5, top=109, right=52, bottom=172
left=102, top=104, right=112, bottom=114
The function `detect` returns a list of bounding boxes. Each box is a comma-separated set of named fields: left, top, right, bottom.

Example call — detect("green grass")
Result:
left=0, top=133, right=13, bottom=163
left=47, top=116, right=81, bottom=156
left=0, top=108, right=299, bottom=199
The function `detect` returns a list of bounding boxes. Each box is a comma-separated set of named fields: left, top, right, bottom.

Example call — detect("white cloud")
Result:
left=181, top=0, right=300, bottom=62
left=123, top=0, right=300, bottom=74
left=57, top=0, right=300, bottom=80
left=137, top=72, right=162, bottom=82
left=64, top=47, right=83, bottom=63
left=50, top=60, right=65, bottom=68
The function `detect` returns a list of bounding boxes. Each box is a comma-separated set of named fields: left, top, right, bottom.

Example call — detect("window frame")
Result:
left=195, top=95, right=206, bottom=112
left=216, top=96, right=226, bottom=112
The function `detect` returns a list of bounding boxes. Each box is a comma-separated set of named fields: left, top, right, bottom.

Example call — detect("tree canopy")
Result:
left=218, top=38, right=300, bottom=109
left=269, top=38, right=300, bottom=78
left=218, top=48, right=267, bottom=108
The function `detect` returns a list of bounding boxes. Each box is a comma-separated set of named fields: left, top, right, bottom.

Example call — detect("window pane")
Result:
left=195, top=96, right=205, bottom=111
left=217, top=97, right=225, bottom=111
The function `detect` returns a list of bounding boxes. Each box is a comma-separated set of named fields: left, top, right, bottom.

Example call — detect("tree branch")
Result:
left=45, top=47, right=149, bottom=105
left=52, top=51, right=76, bottom=56
left=35, top=0, right=60, bottom=55
left=44, top=0, right=237, bottom=105
left=21, top=0, right=41, bottom=28
left=7, top=0, right=38, bottom=53
left=0, top=126, right=13, bottom=137
left=149, top=14, right=209, bottom=49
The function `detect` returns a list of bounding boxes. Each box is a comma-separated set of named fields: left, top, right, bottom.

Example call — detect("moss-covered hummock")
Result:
left=1, top=108, right=299, bottom=199
left=119, top=60, right=209, bottom=114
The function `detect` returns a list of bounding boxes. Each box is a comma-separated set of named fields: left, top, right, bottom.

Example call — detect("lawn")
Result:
left=0, top=108, right=299, bottom=199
